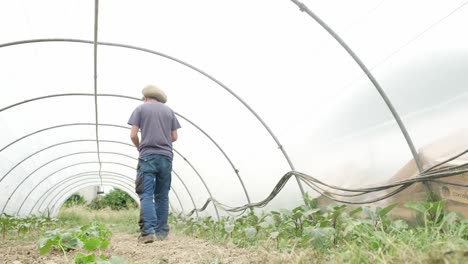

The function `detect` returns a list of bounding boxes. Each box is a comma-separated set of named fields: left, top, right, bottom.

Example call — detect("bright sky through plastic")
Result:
left=1, top=0, right=467, bottom=216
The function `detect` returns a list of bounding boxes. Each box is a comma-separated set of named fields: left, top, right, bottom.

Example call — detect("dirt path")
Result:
left=0, top=233, right=312, bottom=264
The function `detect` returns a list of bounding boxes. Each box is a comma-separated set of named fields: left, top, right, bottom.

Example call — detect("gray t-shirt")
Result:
left=128, top=101, right=181, bottom=159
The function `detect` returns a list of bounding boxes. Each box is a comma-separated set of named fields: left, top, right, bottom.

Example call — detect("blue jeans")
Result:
left=135, top=154, right=172, bottom=237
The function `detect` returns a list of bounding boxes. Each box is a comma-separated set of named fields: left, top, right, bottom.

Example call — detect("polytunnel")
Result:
left=1, top=0, right=468, bottom=219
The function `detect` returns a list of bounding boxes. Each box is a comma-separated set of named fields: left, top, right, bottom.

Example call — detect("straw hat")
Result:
left=142, top=85, right=167, bottom=103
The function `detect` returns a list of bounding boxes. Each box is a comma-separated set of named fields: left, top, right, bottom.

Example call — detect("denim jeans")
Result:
left=135, top=154, right=172, bottom=237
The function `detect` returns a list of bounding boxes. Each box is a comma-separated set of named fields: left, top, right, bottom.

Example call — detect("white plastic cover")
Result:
left=1, top=0, right=467, bottom=217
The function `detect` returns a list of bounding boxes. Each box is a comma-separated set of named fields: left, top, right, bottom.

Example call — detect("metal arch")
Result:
left=50, top=181, right=136, bottom=217
left=33, top=166, right=198, bottom=217
left=32, top=171, right=134, bottom=215
left=169, top=203, right=176, bottom=215
left=49, top=180, right=179, bottom=218
left=0, top=118, right=250, bottom=208
left=32, top=170, right=191, bottom=217
left=0, top=123, right=94, bottom=153
left=10, top=161, right=134, bottom=215
left=1, top=141, right=146, bottom=186
left=1, top=140, right=219, bottom=219
left=40, top=175, right=185, bottom=218
left=48, top=181, right=143, bottom=217
left=169, top=112, right=252, bottom=208
left=173, top=170, right=199, bottom=218
left=11, top=150, right=202, bottom=218
left=39, top=176, right=137, bottom=216
left=1, top=148, right=135, bottom=213
left=3, top=143, right=212, bottom=220
left=0, top=139, right=135, bottom=183
left=16, top=150, right=135, bottom=189
left=170, top=185, right=185, bottom=214
left=0, top=137, right=184, bottom=184
left=0, top=38, right=304, bottom=197
left=1, top=100, right=251, bottom=206
left=0, top=97, right=251, bottom=207
left=173, top=149, right=220, bottom=219
left=288, top=1, right=425, bottom=176
left=19, top=151, right=136, bottom=214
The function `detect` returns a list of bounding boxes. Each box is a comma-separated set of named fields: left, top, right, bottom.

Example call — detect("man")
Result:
left=128, top=85, right=181, bottom=243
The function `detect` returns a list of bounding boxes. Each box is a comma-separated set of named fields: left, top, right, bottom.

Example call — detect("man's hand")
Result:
left=130, top=125, right=140, bottom=149
left=171, top=130, right=178, bottom=142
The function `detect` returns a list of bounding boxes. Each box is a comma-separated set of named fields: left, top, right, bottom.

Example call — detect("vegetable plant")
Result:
left=38, top=221, right=117, bottom=263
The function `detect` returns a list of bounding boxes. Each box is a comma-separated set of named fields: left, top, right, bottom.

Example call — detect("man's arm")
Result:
left=130, top=125, right=140, bottom=149
left=171, top=130, right=178, bottom=142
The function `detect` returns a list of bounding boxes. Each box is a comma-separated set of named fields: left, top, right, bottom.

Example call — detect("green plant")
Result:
left=74, top=253, right=128, bottom=264
left=1, top=213, right=59, bottom=239
left=88, top=189, right=137, bottom=211
left=38, top=221, right=114, bottom=263
left=88, top=197, right=107, bottom=210
left=102, top=189, right=137, bottom=210
left=65, top=194, right=86, bottom=207
left=0, top=213, right=15, bottom=239
left=405, top=200, right=447, bottom=227
left=168, top=195, right=468, bottom=263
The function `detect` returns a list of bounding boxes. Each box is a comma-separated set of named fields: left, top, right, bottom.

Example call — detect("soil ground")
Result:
left=0, top=232, right=312, bottom=264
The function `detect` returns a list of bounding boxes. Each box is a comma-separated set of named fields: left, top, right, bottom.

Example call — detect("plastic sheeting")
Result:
left=1, top=0, right=467, bottom=217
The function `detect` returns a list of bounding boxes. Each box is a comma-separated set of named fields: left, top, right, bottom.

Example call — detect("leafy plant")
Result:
left=169, top=194, right=468, bottom=262
left=65, top=194, right=86, bottom=207
left=88, top=197, right=107, bottom=210
left=74, top=253, right=128, bottom=264
left=87, top=189, right=137, bottom=211
left=405, top=200, right=447, bottom=227
left=102, top=189, right=137, bottom=210
left=0, top=213, right=15, bottom=239
left=0, top=213, right=59, bottom=239
left=38, top=221, right=114, bottom=263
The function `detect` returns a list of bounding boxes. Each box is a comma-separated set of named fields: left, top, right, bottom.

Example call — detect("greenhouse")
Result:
left=1, top=0, right=467, bottom=263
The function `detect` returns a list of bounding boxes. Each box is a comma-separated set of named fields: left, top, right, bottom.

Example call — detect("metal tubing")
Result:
left=4, top=142, right=207, bottom=218
left=170, top=185, right=185, bottom=214
left=33, top=168, right=197, bottom=217
left=1, top=100, right=251, bottom=205
left=45, top=181, right=135, bottom=217
left=92, top=0, right=103, bottom=187
left=49, top=180, right=179, bottom=218
left=173, top=149, right=220, bottom=220
left=0, top=38, right=303, bottom=196
left=0, top=139, right=134, bottom=183
left=18, top=152, right=136, bottom=213
left=48, top=181, right=133, bottom=217
left=42, top=176, right=184, bottom=218
left=173, top=170, right=199, bottom=218
left=172, top=112, right=251, bottom=207
left=32, top=171, right=132, bottom=214
left=38, top=177, right=136, bottom=216
left=0, top=123, right=98, bottom=153
left=288, top=0, right=425, bottom=175
left=10, top=161, right=135, bottom=215
left=33, top=170, right=194, bottom=217
left=2, top=143, right=128, bottom=213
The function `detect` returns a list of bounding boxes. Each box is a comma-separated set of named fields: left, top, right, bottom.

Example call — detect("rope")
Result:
left=183, top=148, right=468, bottom=216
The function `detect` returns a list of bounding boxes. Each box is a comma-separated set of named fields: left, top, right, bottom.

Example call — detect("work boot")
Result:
left=156, top=234, right=168, bottom=241
left=138, top=233, right=156, bottom=244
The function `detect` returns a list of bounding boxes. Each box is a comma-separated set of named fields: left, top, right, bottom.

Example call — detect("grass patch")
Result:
left=57, top=206, right=139, bottom=234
